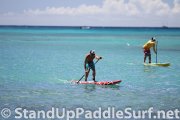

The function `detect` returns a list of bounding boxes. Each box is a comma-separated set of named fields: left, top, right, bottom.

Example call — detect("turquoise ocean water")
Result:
left=0, top=26, right=180, bottom=119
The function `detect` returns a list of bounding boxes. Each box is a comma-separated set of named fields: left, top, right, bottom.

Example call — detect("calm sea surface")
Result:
left=0, top=26, right=180, bottom=119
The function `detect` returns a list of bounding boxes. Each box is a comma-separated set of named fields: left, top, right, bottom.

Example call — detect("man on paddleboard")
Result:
left=84, top=50, right=102, bottom=82
left=143, top=37, right=157, bottom=63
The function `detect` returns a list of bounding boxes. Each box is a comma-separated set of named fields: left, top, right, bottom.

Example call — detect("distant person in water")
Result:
left=143, top=37, right=157, bottom=63
left=84, top=50, right=102, bottom=82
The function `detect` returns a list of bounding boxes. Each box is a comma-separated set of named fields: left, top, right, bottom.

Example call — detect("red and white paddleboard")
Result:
left=72, top=80, right=122, bottom=85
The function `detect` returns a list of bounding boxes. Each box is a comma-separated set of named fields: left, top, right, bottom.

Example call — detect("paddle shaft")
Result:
left=156, top=41, right=158, bottom=63
left=77, top=59, right=100, bottom=83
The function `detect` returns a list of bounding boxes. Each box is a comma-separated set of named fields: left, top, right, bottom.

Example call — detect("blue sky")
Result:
left=0, top=0, right=180, bottom=27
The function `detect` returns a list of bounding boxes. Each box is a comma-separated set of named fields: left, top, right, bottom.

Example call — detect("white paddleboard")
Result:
left=144, top=63, right=170, bottom=67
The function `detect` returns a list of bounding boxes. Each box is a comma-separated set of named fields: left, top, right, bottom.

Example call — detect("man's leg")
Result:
left=149, top=54, right=151, bottom=63
left=85, top=69, right=90, bottom=81
left=92, top=69, right=96, bottom=82
left=144, top=50, right=147, bottom=63
left=144, top=55, right=147, bottom=63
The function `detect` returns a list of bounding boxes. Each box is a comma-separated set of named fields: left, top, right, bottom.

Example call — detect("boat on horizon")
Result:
left=162, top=26, right=169, bottom=29
left=81, top=26, right=91, bottom=29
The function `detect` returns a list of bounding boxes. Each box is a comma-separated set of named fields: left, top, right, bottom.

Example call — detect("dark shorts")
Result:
left=144, top=49, right=151, bottom=56
left=86, top=62, right=95, bottom=71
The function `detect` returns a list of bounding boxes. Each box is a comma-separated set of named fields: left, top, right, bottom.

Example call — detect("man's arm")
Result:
left=84, top=56, right=87, bottom=70
left=153, top=44, right=157, bottom=54
left=95, top=55, right=102, bottom=60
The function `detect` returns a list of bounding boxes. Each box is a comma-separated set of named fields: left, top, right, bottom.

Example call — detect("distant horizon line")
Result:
left=0, top=25, right=179, bottom=29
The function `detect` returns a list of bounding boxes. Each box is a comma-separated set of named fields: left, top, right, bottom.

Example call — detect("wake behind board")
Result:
left=144, top=63, right=170, bottom=67
left=73, top=80, right=122, bottom=85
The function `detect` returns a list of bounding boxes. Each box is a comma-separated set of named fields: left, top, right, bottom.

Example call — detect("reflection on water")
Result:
left=83, top=84, right=121, bottom=93
left=143, top=66, right=157, bottom=72
left=84, top=84, right=96, bottom=93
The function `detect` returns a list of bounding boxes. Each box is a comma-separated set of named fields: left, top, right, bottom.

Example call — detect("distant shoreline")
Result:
left=0, top=25, right=179, bottom=29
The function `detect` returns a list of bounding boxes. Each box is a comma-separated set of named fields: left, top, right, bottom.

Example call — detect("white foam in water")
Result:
left=57, top=79, right=69, bottom=84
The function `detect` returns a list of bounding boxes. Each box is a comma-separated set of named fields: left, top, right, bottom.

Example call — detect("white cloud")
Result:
left=24, top=5, right=103, bottom=16
left=102, top=0, right=140, bottom=16
left=22, top=0, right=179, bottom=17
left=23, top=0, right=140, bottom=16
left=173, top=0, right=180, bottom=14
left=130, top=0, right=171, bottom=16
left=1, top=0, right=180, bottom=26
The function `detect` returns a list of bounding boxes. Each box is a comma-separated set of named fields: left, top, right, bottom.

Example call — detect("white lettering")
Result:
left=47, top=108, right=54, bottom=118
left=37, top=110, right=45, bottom=119
left=76, top=108, right=84, bottom=118
left=148, top=107, right=153, bottom=119
left=102, top=107, right=111, bottom=119
left=15, top=108, right=22, bottom=119
left=112, top=107, right=115, bottom=118
left=157, top=110, right=166, bottom=119
left=116, top=110, right=123, bottom=119
left=93, top=107, right=101, bottom=119
left=23, top=109, right=29, bottom=119
left=12, top=107, right=180, bottom=119
left=166, top=110, right=174, bottom=119
left=29, top=110, right=36, bottom=119
left=124, top=107, right=132, bottom=119
left=133, top=110, right=141, bottom=119
left=66, top=110, right=75, bottom=120
left=85, top=110, right=92, bottom=119
left=174, top=109, right=180, bottom=119
left=56, top=108, right=65, bottom=118
left=141, top=110, right=148, bottom=119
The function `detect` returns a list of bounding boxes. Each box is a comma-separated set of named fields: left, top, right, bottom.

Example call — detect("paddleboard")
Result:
left=73, top=80, right=122, bottom=85
left=144, top=63, right=170, bottom=67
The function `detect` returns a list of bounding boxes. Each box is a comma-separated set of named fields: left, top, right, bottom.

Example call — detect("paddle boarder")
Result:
left=84, top=50, right=102, bottom=82
left=143, top=37, right=157, bottom=63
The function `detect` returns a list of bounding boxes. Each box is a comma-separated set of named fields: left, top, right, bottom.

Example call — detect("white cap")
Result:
left=90, top=50, right=95, bottom=54
left=152, top=37, right=156, bottom=41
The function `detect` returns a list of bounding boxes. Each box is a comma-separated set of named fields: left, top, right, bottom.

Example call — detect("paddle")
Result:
left=77, top=59, right=100, bottom=83
left=156, top=41, right=158, bottom=63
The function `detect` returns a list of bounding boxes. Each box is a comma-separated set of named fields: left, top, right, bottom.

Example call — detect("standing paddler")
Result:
left=143, top=37, right=157, bottom=63
left=84, top=50, right=102, bottom=82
